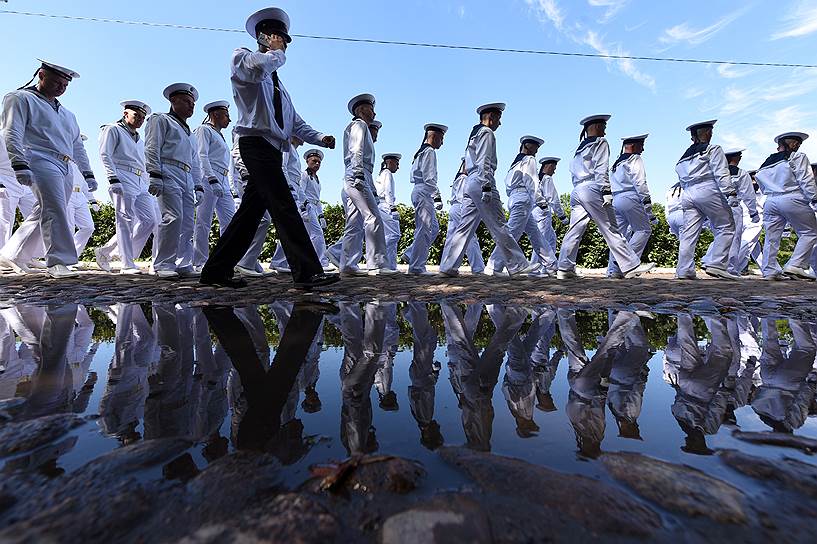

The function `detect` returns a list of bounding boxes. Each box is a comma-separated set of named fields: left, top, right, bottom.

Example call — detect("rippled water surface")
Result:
left=2, top=301, right=816, bottom=491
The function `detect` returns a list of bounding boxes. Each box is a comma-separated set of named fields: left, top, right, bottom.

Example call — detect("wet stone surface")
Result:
left=1, top=287, right=817, bottom=542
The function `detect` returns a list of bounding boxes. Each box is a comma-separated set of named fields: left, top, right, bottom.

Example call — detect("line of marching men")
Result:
left=2, top=6, right=817, bottom=286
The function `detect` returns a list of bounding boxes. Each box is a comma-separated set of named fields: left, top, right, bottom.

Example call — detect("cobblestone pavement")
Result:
left=1, top=265, right=815, bottom=319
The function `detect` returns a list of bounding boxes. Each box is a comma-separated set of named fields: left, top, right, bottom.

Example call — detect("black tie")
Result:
left=272, top=71, right=284, bottom=129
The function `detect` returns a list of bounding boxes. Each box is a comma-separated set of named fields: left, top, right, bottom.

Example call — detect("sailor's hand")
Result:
left=321, top=135, right=336, bottom=149
left=602, top=193, right=613, bottom=207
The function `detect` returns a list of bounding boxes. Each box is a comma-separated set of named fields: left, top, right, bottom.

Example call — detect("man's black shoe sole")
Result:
left=200, top=277, right=248, bottom=288
left=293, top=275, right=341, bottom=290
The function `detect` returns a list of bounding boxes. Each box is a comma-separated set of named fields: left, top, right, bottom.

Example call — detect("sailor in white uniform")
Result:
left=66, top=155, right=97, bottom=258
left=812, top=162, right=817, bottom=274
left=446, top=158, right=485, bottom=273
left=0, top=60, right=97, bottom=278
left=145, top=83, right=203, bottom=278
left=665, top=183, right=684, bottom=237
left=374, top=152, right=402, bottom=270
left=96, top=100, right=156, bottom=274
left=486, top=135, right=552, bottom=276
left=439, top=103, right=537, bottom=277
left=557, top=115, right=653, bottom=279
left=193, top=100, right=235, bottom=271
left=0, top=133, right=29, bottom=247
left=607, top=134, right=656, bottom=278
left=529, top=156, right=567, bottom=275
left=674, top=120, right=740, bottom=280
left=735, top=170, right=765, bottom=274
left=405, top=123, right=447, bottom=275
left=339, top=93, right=395, bottom=276
left=754, top=131, right=817, bottom=280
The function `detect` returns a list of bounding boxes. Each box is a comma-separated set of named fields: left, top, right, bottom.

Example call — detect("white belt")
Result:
left=573, top=178, right=596, bottom=187
left=30, top=148, right=71, bottom=163
left=115, top=163, right=144, bottom=177
left=765, top=188, right=802, bottom=198
left=163, top=158, right=191, bottom=173
left=680, top=177, right=715, bottom=189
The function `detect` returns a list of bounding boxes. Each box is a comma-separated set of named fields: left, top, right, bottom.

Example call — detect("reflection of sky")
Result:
left=3, top=306, right=817, bottom=495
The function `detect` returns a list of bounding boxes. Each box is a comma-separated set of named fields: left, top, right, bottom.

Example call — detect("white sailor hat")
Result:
left=80, top=134, right=88, bottom=142
left=369, top=120, right=383, bottom=129
left=580, top=114, right=611, bottom=126
left=520, top=135, right=545, bottom=146
left=37, top=59, right=80, bottom=80
left=348, top=93, right=376, bottom=115
left=424, top=123, right=448, bottom=134
left=811, top=162, right=817, bottom=168
left=203, top=100, right=230, bottom=113
left=621, top=133, right=649, bottom=143
left=382, top=153, right=402, bottom=161
left=774, top=131, right=809, bottom=144
left=303, top=149, right=324, bottom=160
left=120, top=100, right=151, bottom=116
left=476, top=103, right=506, bottom=115
left=245, top=7, right=292, bottom=42
left=539, top=156, right=561, bottom=164
left=723, top=148, right=745, bottom=156
left=686, top=119, right=717, bottom=132
left=163, top=83, right=199, bottom=101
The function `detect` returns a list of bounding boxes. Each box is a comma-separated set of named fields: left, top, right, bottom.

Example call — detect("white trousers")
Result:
left=153, top=164, right=194, bottom=272
left=98, top=188, right=160, bottom=266
left=558, top=183, right=639, bottom=273
left=488, top=192, right=550, bottom=273
left=676, top=181, right=735, bottom=278
left=447, top=202, right=484, bottom=273
left=405, top=187, right=439, bottom=273
left=529, top=206, right=558, bottom=272
left=193, top=175, right=235, bottom=268
left=0, top=190, right=26, bottom=246
left=1, top=153, right=76, bottom=267
left=378, top=204, right=401, bottom=270
left=328, top=188, right=363, bottom=270
left=440, top=178, right=527, bottom=275
left=341, top=180, right=386, bottom=271
left=67, top=190, right=95, bottom=257
left=761, top=193, right=817, bottom=276
left=608, top=191, right=652, bottom=276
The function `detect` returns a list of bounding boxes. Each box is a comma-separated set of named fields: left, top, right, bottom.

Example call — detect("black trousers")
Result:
left=201, top=136, right=322, bottom=283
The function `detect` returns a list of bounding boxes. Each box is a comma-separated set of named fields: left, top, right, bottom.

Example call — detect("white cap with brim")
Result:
left=774, top=131, right=809, bottom=144
left=476, top=103, right=506, bottom=115
left=163, top=83, right=199, bottom=101
left=539, top=157, right=561, bottom=164
left=520, top=135, right=545, bottom=147
left=120, top=100, right=151, bottom=116
left=303, top=149, right=324, bottom=160
left=723, top=148, right=745, bottom=156
left=621, top=133, right=649, bottom=142
left=382, top=153, right=402, bottom=161
left=424, top=123, right=448, bottom=134
left=203, top=100, right=230, bottom=113
left=245, top=7, right=292, bottom=42
left=348, top=93, right=376, bottom=116
left=369, top=120, right=382, bottom=129
left=686, top=119, right=717, bottom=132
left=580, top=114, right=611, bottom=126
left=37, top=59, right=80, bottom=80
left=80, top=134, right=88, bottom=142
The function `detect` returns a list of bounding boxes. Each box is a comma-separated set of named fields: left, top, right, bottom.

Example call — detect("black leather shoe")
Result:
left=200, top=275, right=248, bottom=288
left=294, top=272, right=340, bottom=290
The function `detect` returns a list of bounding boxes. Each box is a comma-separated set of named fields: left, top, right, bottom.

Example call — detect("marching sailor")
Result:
left=607, top=134, right=656, bottom=278
left=557, top=115, right=653, bottom=279
left=530, top=156, right=567, bottom=275
left=96, top=100, right=155, bottom=274
left=145, top=83, right=203, bottom=278
left=0, top=60, right=97, bottom=277
left=193, top=100, right=235, bottom=271
left=446, top=157, right=485, bottom=273
left=301, top=148, right=333, bottom=270
left=674, top=119, right=740, bottom=280
left=0, top=130, right=30, bottom=247
left=718, top=149, right=759, bottom=276
left=405, top=123, right=447, bottom=275
left=439, top=103, right=537, bottom=277
left=66, top=137, right=97, bottom=259
left=754, top=131, right=817, bottom=280
left=374, top=152, right=402, bottom=270
left=200, top=6, right=338, bottom=289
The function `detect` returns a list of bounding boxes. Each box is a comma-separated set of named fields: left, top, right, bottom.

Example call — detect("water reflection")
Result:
left=1, top=299, right=817, bottom=476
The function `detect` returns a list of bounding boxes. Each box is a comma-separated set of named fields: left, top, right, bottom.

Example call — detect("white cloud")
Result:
left=587, top=0, right=629, bottom=23
left=715, top=63, right=754, bottom=79
left=526, top=0, right=566, bottom=31
left=660, top=7, right=749, bottom=45
left=771, top=0, right=817, bottom=39
left=583, top=30, right=656, bottom=89
left=718, top=105, right=817, bottom=167
left=457, top=5, right=466, bottom=19
left=683, top=87, right=706, bottom=99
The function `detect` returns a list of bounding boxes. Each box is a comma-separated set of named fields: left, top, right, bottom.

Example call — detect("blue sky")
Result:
left=3, top=0, right=817, bottom=205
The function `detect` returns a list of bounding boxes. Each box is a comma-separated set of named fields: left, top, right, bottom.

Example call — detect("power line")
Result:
left=3, top=8, right=817, bottom=69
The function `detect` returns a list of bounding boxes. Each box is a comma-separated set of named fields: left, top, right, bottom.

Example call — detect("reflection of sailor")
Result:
left=404, top=302, right=443, bottom=449
left=374, top=301, right=399, bottom=412
left=204, top=302, right=327, bottom=462
left=669, top=314, right=733, bottom=454
left=300, top=304, right=324, bottom=414
left=190, top=308, right=230, bottom=448
left=560, top=308, right=637, bottom=458
left=270, top=302, right=303, bottom=425
left=721, top=315, right=760, bottom=424
left=752, top=318, right=817, bottom=432
left=332, top=302, right=386, bottom=455
left=98, top=304, right=154, bottom=444
left=443, top=302, right=483, bottom=407
left=65, top=305, right=98, bottom=413
left=1, top=304, right=79, bottom=418
left=529, top=308, right=562, bottom=412
left=502, top=306, right=542, bottom=437
left=606, top=311, right=650, bottom=440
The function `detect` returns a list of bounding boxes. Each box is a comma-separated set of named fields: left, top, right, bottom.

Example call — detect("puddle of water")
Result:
left=1, top=301, right=816, bottom=491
